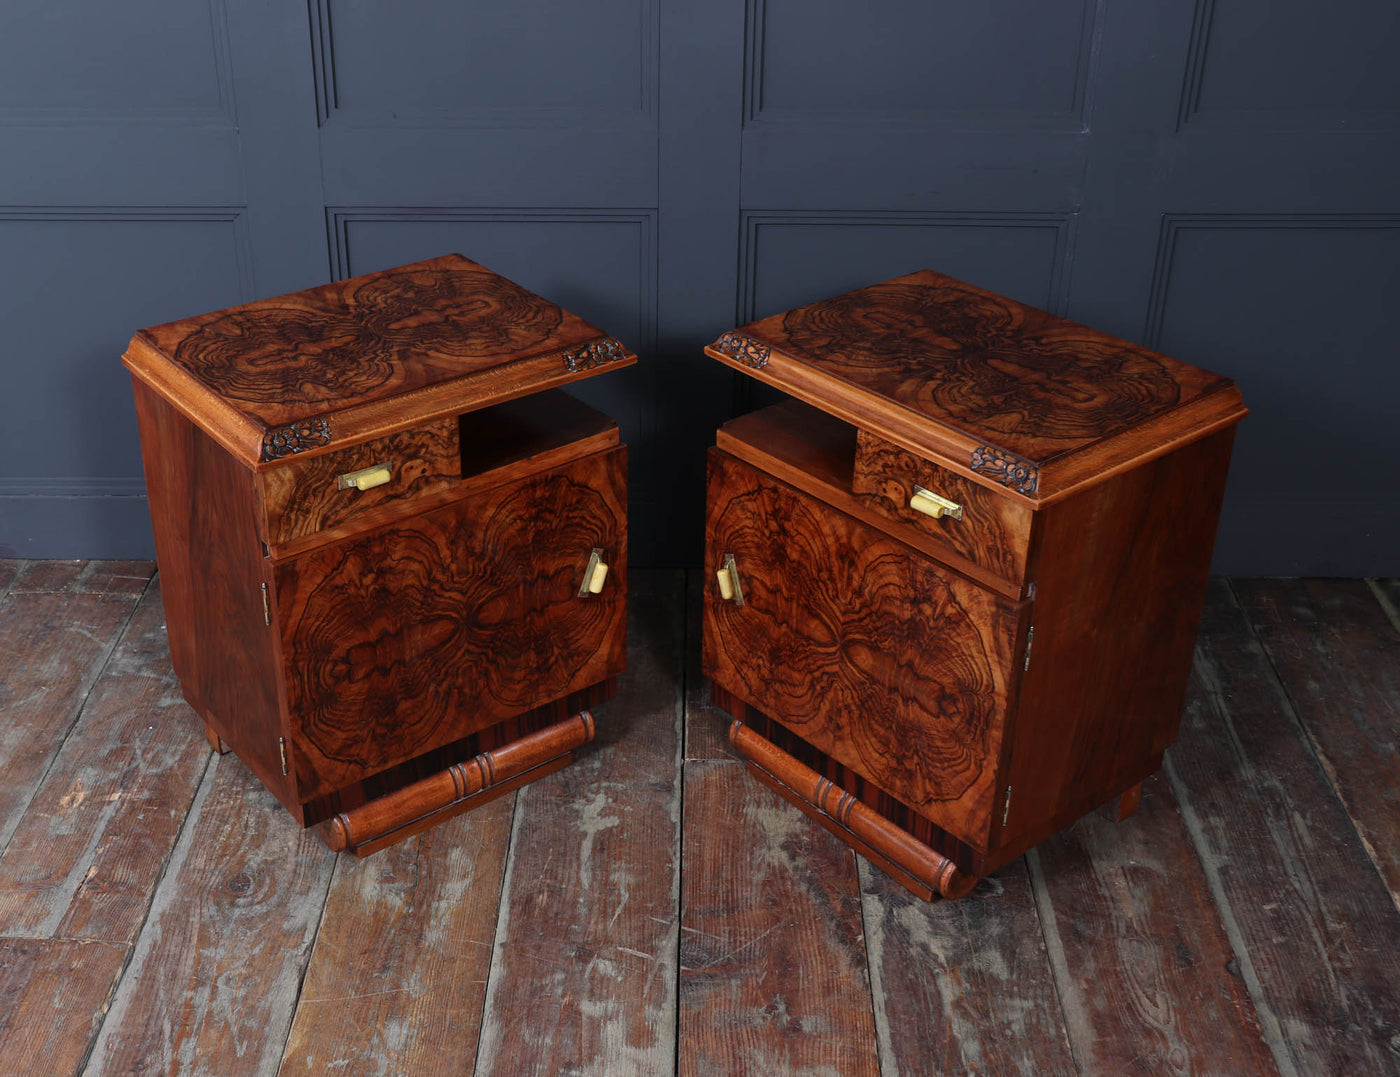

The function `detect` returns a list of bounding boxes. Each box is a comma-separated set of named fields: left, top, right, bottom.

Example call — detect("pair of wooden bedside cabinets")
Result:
left=125, top=254, right=1245, bottom=898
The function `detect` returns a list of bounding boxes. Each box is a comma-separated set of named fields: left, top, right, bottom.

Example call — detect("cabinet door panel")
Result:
left=275, top=447, right=626, bottom=803
left=703, top=449, right=1023, bottom=844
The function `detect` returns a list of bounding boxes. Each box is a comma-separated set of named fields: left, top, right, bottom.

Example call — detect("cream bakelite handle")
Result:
left=578, top=549, right=609, bottom=597
left=910, top=485, right=963, bottom=521
left=716, top=553, right=745, bottom=605
left=337, top=462, right=393, bottom=492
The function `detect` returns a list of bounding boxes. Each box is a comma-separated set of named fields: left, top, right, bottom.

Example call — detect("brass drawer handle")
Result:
left=578, top=548, right=610, bottom=597
left=910, top=485, right=963, bottom=521
left=716, top=553, right=745, bottom=605
left=337, top=461, right=393, bottom=492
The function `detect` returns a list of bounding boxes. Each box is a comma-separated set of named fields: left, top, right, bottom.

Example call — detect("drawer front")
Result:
left=261, top=417, right=461, bottom=546
left=275, top=446, right=627, bottom=803
left=703, top=449, right=1025, bottom=844
left=851, top=430, right=1031, bottom=585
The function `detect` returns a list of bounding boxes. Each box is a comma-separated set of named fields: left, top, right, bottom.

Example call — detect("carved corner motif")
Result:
left=262, top=418, right=332, bottom=461
left=712, top=331, right=771, bottom=370
left=970, top=446, right=1038, bottom=496
left=561, top=337, right=626, bottom=373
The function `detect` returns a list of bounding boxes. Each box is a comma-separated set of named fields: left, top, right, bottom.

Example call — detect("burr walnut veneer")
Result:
left=125, top=255, right=634, bottom=855
left=703, top=270, right=1245, bottom=899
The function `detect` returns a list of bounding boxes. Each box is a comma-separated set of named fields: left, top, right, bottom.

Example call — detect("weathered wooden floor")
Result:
left=0, top=560, right=1397, bottom=1075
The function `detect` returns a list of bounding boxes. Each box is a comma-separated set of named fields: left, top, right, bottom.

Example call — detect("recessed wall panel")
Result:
left=0, top=1, right=232, bottom=121
left=319, top=0, right=652, bottom=122
left=742, top=213, right=1071, bottom=322
left=1151, top=216, right=1400, bottom=572
left=1184, top=0, right=1400, bottom=124
left=0, top=211, right=248, bottom=480
left=751, top=0, right=1094, bottom=124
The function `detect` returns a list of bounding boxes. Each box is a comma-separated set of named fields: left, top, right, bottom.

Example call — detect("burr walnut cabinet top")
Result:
left=705, top=269, right=1244, bottom=503
left=123, top=254, right=637, bottom=469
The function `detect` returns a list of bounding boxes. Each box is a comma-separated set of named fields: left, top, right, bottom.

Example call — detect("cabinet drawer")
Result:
left=851, top=429, right=1032, bottom=585
left=703, top=448, right=1026, bottom=845
left=274, top=445, right=627, bottom=804
left=261, top=417, right=461, bottom=547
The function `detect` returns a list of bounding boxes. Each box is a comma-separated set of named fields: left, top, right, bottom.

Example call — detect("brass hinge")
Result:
left=1023, top=626, right=1034, bottom=672
left=278, top=737, right=288, bottom=776
left=1002, top=786, right=1013, bottom=827
left=261, top=582, right=271, bottom=626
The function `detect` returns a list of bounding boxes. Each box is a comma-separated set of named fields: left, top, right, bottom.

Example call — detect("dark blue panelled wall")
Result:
left=1, top=1, right=1396, bottom=572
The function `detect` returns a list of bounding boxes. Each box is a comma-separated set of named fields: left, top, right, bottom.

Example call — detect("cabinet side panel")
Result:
left=132, top=377, right=199, bottom=699
left=132, top=378, right=296, bottom=815
left=702, top=448, right=1023, bottom=846
left=1000, top=426, right=1238, bottom=857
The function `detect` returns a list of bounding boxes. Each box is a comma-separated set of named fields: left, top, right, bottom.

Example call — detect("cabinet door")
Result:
left=703, top=449, right=1025, bottom=845
left=275, top=447, right=626, bottom=805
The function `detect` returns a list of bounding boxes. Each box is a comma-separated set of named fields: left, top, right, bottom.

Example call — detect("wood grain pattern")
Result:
left=319, top=710, right=596, bottom=856
left=706, top=275, right=1245, bottom=507
left=729, top=269, right=1231, bottom=465
left=277, top=797, right=515, bottom=1077
left=996, top=428, right=1236, bottom=867
left=713, top=690, right=987, bottom=880
left=1166, top=580, right=1400, bottom=1074
left=1030, top=777, right=1277, bottom=1076
left=678, top=759, right=879, bottom=1077
left=474, top=572, right=682, bottom=1077
left=731, top=719, right=976, bottom=899
left=260, top=415, right=461, bottom=546
left=852, top=426, right=1033, bottom=584
left=717, top=399, right=1023, bottom=599
left=1232, top=578, right=1400, bottom=913
left=134, top=378, right=295, bottom=815
left=87, top=757, right=336, bottom=1077
left=136, top=254, right=608, bottom=431
left=0, top=578, right=210, bottom=945
left=704, top=448, right=1025, bottom=845
left=860, top=859, right=1076, bottom=1077
left=275, top=447, right=627, bottom=804
left=0, top=937, right=129, bottom=1076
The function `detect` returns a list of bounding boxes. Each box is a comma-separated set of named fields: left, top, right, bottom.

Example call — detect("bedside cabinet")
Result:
left=702, top=270, right=1246, bottom=899
left=125, top=255, right=634, bottom=855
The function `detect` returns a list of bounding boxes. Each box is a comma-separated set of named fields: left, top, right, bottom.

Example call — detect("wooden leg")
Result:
left=1099, top=782, right=1143, bottom=822
left=729, top=719, right=977, bottom=901
left=317, top=710, right=597, bottom=857
left=203, top=722, right=229, bottom=755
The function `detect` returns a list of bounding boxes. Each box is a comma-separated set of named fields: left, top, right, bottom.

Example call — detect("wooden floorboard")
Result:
left=1232, top=578, right=1400, bottom=914
left=0, top=564, right=150, bottom=856
left=0, top=566, right=1396, bottom=1075
left=0, top=560, right=21, bottom=598
left=678, top=758, right=879, bottom=1077
left=86, top=758, right=337, bottom=1076
left=0, top=578, right=210, bottom=944
left=473, top=571, right=685, bottom=1077
left=1028, top=775, right=1277, bottom=1076
left=1165, top=579, right=1400, bottom=1075
left=862, top=858, right=1076, bottom=1077
left=0, top=937, right=129, bottom=1077
left=277, top=799, right=515, bottom=1077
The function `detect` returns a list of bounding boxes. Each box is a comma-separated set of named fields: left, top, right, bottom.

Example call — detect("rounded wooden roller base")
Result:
left=729, top=719, right=977, bottom=901
left=319, top=710, right=596, bottom=857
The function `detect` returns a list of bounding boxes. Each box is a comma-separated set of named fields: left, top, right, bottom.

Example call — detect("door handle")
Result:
left=578, top=548, right=609, bottom=596
left=716, top=552, right=745, bottom=605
